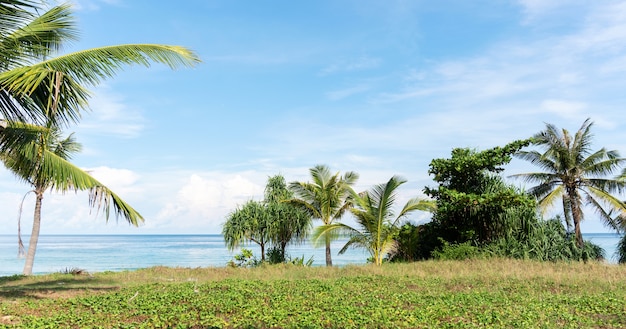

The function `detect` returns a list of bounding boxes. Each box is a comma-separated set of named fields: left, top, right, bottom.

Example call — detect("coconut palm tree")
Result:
left=0, top=120, right=143, bottom=275
left=288, top=165, right=359, bottom=266
left=513, top=118, right=626, bottom=247
left=313, top=176, right=434, bottom=265
left=0, top=1, right=200, bottom=126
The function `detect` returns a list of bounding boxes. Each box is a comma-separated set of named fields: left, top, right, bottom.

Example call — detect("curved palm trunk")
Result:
left=23, top=191, right=43, bottom=275
left=325, top=234, right=332, bottom=266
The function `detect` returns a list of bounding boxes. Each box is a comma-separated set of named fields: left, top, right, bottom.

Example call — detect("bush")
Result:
left=431, top=240, right=483, bottom=260
left=485, top=218, right=605, bottom=262
left=227, top=249, right=260, bottom=268
left=265, top=247, right=286, bottom=264
left=289, top=255, right=314, bottom=266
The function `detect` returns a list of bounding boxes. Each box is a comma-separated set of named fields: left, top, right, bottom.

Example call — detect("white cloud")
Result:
left=62, top=0, right=122, bottom=11
left=84, top=166, right=141, bottom=195
left=155, top=173, right=264, bottom=232
left=516, top=0, right=587, bottom=24
left=540, top=99, right=587, bottom=119
left=320, top=56, right=382, bottom=76
left=77, top=87, right=145, bottom=139
left=326, top=84, right=372, bottom=101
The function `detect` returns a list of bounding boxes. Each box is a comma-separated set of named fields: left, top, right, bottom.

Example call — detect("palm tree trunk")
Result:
left=325, top=234, right=332, bottom=266
left=568, top=189, right=584, bottom=248
left=23, top=191, right=43, bottom=275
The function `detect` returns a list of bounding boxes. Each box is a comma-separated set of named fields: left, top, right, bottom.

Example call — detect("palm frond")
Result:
left=1, top=4, right=77, bottom=68
left=0, top=44, right=200, bottom=125
left=536, top=185, right=564, bottom=215
left=311, top=223, right=356, bottom=248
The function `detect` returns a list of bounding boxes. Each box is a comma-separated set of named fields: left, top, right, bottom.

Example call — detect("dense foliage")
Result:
left=423, top=140, right=534, bottom=248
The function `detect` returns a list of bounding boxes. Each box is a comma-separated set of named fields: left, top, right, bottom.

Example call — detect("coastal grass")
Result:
left=1, top=258, right=625, bottom=328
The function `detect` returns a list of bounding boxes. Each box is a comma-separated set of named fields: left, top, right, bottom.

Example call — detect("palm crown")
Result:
left=513, top=118, right=626, bottom=246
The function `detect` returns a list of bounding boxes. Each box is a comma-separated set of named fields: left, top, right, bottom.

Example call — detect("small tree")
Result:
left=222, top=174, right=311, bottom=262
left=288, top=165, right=358, bottom=266
left=314, top=176, right=434, bottom=265
left=264, top=175, right=311, bottom=261
left=223, top=200, right=272, bottom=261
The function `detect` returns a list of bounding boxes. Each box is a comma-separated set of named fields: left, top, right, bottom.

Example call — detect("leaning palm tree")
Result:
left=288, top=165, right=359, bottom=266
left=0, top=120, right=143, bottom=275
left=0, top=1, right=200, bottom=126
left=313, top=176, right=434, bottom=265
left=512, top=118, right=626, bottom=247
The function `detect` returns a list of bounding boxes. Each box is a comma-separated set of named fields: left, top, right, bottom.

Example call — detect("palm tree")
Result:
left=313, top=176, right=434, bottom=265
left=0, top=1, right=200, bottom=126
left=513, top=118, right=626, bottom=247
left=288, top=165, right=359, bottom=266
left=0, top=121, right=143, bottom=275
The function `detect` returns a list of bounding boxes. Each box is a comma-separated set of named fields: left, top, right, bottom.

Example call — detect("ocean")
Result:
left=0, top=233, right=622, bottom=277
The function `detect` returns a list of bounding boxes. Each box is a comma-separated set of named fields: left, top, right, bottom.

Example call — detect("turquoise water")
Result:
left=0, top=235, right=370, bottom=276
left=0, top=233, right=622, bottom=277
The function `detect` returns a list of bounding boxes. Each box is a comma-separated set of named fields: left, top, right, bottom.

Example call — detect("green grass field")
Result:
left=1, top=259, right=625, bottom=328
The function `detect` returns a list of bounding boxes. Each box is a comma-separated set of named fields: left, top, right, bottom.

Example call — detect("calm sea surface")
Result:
left=0, top=233, right=622, bottom=277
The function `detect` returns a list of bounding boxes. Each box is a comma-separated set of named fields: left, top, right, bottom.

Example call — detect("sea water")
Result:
left=0, top=235, right=370, bottom=276
left=0, top=233, right=622, bottom=277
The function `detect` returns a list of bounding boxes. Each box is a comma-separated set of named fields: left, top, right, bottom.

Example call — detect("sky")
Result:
left=2, top=0, right=626, bottom=235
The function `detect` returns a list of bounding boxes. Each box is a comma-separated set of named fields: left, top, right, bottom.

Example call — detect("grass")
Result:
left=0, top=258, right=625, bottom=328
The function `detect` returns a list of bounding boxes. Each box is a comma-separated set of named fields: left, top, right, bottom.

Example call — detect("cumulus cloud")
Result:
left=155, top=173, right=264, bottom=232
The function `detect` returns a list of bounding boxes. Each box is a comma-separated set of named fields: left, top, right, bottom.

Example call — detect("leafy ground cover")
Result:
left=1, top=259, right=625, bottom=328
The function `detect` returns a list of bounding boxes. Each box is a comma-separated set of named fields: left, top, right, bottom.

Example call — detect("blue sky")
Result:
left=2, top=0, right=626, bottom=235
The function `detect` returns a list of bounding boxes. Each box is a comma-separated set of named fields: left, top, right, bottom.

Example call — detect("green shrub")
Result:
left=227, top=248, right=260, bottom=267
left=431, top=240, right=483, bottom=260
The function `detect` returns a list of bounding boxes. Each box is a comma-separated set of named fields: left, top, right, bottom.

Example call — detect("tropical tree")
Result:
left=314, top=176, right=434, bottom=265
left=223, top=200, right=272, bottom=261
left=513, top=119, right=626, bottom=247
left=0, top=1, right=200, bottom=126
left=264, top=175, right=311, bottom=261
left=0, top=121, right=143, bottom=275
left=617, top=234, right=626, bottom=264
left=288, top=165, right=359, bottom=266
left=222, top=175, right=311, bottom=262
left=424, top=140, right=534, bottom=246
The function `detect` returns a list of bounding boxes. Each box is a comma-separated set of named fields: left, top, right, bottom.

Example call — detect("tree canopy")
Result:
left=424, top=139, right=534, bottom=244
